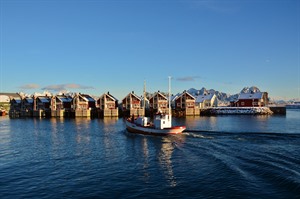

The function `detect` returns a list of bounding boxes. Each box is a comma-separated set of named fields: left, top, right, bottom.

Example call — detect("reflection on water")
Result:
left=159, top=136, right=176, bottom=187
left=49, top=118, right=61, bottom=152
left=126, top=132, right=186, bottom=187
left=0, top=116, right=10, bottom=134
left=0, top=117, right=12, bottom=160
left=141, top=137, right=150, bottom=182
left=100, top=118, right=119, bottom=135
left=74, top=118, right=91, bottom=144
left=102, top=117, right=119, bottom=125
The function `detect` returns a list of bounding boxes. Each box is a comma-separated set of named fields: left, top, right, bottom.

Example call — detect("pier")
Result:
left=269, top=106, right=286, bottom=115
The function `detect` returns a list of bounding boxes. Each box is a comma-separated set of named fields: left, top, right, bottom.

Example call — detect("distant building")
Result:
left=22, top=97, right=34, bottom=112
left=97, top=92, right=118, bottom=117
left=173, top=91, right=199, bottom=116
left=9, top=96, right=22, bottom=116
left=122, top=91, right=144, bottom=116
left=51, top=95, right=73, bottom=111
left=50, top=95, right=73, bottom=117
left=231, top=92, right=269, bottom=107
left=149, top=91, right=168, bottom=113
left=122, top=91, right=141, bottom=110
left=0, top=93, right=20, bottom=112
left=195, top=93, right=218, bottom=108
left=9, top=94, right=40, bottom=117
left=72, top=93, right=96, bottom=117
left=81, top=94, right=96, bottom=110
left=72, top=93, right=96, bottom=111
left=0, top=93, right=20, bottom=102
left=174, top=91, right=195, bottom=110
left=10, top=97, right=22, bottom=111
left=34, top=96, right=51, bottom=111
left=30, top=95, right=52, bottom=117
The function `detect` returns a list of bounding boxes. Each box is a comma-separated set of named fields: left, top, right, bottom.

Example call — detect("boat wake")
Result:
left=182, top=132, right=214, bottom=139
left=183, top=129, right=300, bottom=138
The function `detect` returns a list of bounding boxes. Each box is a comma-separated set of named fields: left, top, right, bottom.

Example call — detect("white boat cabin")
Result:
left=134, top=113, right=172, bottom=129
left=153, top=114, right=172, bottom=129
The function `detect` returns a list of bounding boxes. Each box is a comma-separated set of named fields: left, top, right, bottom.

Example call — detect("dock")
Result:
left=269, top=106, right=286, bottom=115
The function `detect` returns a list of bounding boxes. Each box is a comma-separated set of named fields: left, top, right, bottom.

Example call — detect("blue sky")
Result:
left=0, top=0, right=299, bottom=100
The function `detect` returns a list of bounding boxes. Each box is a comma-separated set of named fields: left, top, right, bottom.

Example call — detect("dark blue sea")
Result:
left=1, top=110, right=300, bottom=199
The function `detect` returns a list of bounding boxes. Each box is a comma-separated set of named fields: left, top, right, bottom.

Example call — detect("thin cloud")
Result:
left=42, top=84, right=94, bottom=91
left=176, top=76, right=201, bottom=82
left=222, top=81, right=234, bottom=85
left=64, top=84, right=94, bottom=89
left=265, top=59, right=271, bottom=63
left=19, top=83, right=40, bottom=89
left=191, top=0, right=240, bottom=14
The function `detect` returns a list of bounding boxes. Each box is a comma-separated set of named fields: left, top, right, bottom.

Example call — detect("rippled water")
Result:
left=0, top=110, right=299, bottom=198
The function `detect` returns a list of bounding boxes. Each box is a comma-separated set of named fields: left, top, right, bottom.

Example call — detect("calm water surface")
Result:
left=1, top=110, right=299, bottom=198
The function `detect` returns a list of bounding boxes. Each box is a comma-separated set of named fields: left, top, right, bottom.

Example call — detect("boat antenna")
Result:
left=168, top=76, right=171, bottom=117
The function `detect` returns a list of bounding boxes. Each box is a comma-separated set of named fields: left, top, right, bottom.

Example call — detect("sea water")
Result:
left=0, top=110, right=299, bottom=198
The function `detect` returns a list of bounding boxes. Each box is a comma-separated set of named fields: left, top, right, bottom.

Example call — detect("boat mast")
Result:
left=143, top=80, right=146, bottom=116
left=168, top=76, right=171, bottom=117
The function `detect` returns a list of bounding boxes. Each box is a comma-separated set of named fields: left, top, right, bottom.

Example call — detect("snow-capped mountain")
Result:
left=187, top=87, right=238, bottom=103
left=240, top=86, right=261, bottom=94
left=186, top=86, right=264, bottom=105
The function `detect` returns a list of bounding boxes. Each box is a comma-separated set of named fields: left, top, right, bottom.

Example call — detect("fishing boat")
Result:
left=125, top=77, right=186, bottom=136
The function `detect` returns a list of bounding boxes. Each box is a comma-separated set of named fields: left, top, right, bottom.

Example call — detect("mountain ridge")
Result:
left=185, top=86, right=298, bottom=104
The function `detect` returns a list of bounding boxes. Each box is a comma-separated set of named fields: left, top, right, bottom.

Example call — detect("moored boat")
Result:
left=0, top=109, right=6, bottom=116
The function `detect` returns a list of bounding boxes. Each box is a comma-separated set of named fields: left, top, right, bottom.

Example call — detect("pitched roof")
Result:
left=98, top=93, right=118, bottom=102
left=107, top=93, right=118, bottom=101
left=150, top=92, right=168, bottom=100
left=238, top=92, right=264, bottom=100
left=81, top=94, right=95, bottom=102
left=132, top=92, right=141, bottom=100
left=180, top=91, right=195, bottom=99
left=12, top=98, right=22, bottom=103
left=171, top=93, right=181, bottom=102
left=195, top=93, right=215, bottom=103
left=38, top=97, right=50, bottom=103
left=56, top=95, right=72, bottom=102
left=122, top=92, right=141, bottom=101
left=24, top=98, right=34, bottom=103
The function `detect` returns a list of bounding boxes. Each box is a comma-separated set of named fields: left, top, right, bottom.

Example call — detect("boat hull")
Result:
left=125, top=120, right=185, bottom=136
